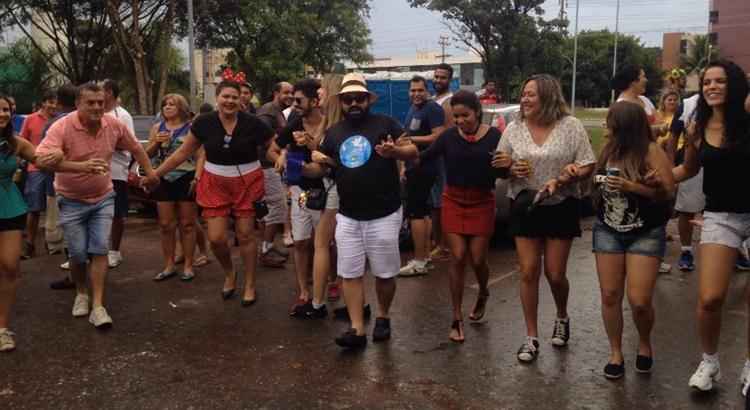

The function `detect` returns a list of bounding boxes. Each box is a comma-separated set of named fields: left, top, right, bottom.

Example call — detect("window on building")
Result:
left=709, top=10, right=718, bottom=24
left=709, top=32, right=718, bottom=45
left=680, top=39, right=688, bottom=55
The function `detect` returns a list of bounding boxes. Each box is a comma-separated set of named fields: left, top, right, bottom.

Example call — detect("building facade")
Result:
left=710, top=0, right=750, bottom=73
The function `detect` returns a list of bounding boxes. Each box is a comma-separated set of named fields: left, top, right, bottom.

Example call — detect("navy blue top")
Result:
left=404, top=100, right=444, bottom=173
left=420, top=126, right=502, bottom=191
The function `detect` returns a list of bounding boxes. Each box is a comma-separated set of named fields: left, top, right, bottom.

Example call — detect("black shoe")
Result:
left=291, top=301, right=328, bottom=319
left=335, top=328, right=367, bottom=349
left=221, top=288, right=236, bottom=300
left=635, top=355, right=653, bottom=373
left=241, top=297, right=257, bottom=307
left=333, top=304, right=371, bottom=321
left=604, top=362, right=625, bottom=379
left=372, top=317, right=391, bottom=342
left=551, top=318, right=570, bottom=347
left=517, top=338, right=540, bottom=363
left=49, top=277, right=75, bottom=290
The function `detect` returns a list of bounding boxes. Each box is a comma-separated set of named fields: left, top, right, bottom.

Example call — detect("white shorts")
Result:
left=675, top=169, right=705, bottom=214
left=335, top=208, right=402, bottom=279
left=290, top=186, right=321, bottom=241
left=262, top=168, right=288, bottom=225
left=701, top=211, right=750, bottom=250
left=324, top=177, right=339, bottom=210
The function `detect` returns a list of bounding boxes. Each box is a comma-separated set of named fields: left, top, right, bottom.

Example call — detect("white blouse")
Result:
left=497, top=115, right=596, bottom=205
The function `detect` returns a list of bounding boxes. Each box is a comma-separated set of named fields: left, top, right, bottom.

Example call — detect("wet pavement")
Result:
left=3, top=217, right=750, bottom=409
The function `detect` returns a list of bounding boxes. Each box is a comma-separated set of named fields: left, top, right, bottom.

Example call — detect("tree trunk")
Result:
left=155, top=0, right=176, bottom=111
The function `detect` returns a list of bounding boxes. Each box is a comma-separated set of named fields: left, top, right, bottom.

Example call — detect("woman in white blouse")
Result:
left=496, top=74, right=596, bottom=363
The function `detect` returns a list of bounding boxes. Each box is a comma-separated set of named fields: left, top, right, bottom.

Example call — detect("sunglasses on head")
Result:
left=340, top=93, right=368, bottom=105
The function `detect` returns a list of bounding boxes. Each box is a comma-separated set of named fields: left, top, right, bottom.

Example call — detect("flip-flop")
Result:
left=154, top=270, right=177, bottom=281
left=180, top=271, right=195, bottom=282
left=469, top=290, right=490, bottom=321
left=449, top=320, right=465, bottom=343
left=193, top=255, right=210, bottom=267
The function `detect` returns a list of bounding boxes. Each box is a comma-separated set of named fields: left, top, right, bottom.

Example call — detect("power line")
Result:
left=437, top=35, right=451, bottom=63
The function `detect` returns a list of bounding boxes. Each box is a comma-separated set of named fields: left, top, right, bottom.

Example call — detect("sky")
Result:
left=367, top=0, right=710, bottom=58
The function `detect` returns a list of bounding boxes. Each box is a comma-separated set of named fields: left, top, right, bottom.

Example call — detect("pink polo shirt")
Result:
left=19, top=111, right=52, bottom=172
left=36, top=111, right=141, bottom=203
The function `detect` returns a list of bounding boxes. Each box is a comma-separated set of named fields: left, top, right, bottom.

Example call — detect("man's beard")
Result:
left=343, top=106, right=369, bottom=122
left=434, top=83, right=448, bottom=94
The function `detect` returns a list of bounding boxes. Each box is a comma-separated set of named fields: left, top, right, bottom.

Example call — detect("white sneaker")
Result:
left=60, top=260, right=70, bottom=270
left=398, top=260, right=427, bottom=277
left=89, top=306, right=113, bottom=328
left=108, top=251, right=122, bottom=268
left=0, top=328, right=16, bottom=352
left=689, top=358, right=721, bottom=391
left=72, top=294, right=90, bottom=317
left=740, top=362, right=750, bottom=396
left=658, top=262, right=672, bottom=274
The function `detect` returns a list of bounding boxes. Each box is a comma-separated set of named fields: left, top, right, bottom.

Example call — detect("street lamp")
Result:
left=571, top=0, right=580, bottom=114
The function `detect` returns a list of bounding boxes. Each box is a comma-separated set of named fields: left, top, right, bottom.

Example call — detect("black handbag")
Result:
left=304, top=182, right=334, bottom=211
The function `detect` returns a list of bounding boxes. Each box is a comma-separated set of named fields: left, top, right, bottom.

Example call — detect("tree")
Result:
left=0, top=0, right=113, bottom=84
left=0, top=39, right=54, bottom=112
left=409, top=0, right=566, bottom=98
left=681, top=34, right=720, bottom=75
left=105, top=0, right=178, bottom=114
left=196, top=0, right=372, bottom=101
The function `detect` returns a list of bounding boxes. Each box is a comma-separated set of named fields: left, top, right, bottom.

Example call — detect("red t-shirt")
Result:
left=20, top=111, right=51, bottom=172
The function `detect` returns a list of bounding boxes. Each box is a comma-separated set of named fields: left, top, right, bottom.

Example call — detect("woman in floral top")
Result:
left=496, top=74, right=596, bottom=363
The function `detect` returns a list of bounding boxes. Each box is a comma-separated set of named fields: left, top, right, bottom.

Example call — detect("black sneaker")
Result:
left=334, top=328, right=367, bottom=349
left=50, top=276, right=75, bottom=290
left=551, top=318, right=570, bottom=347
left=635, top=355, right=653, bottom=373
left=333, top=304, right=371, bottom=321
left=293, top=302, right=328, bottom=319
left=372, top=317, right=391, bottom=342
left=604, top=362, right=625, bottom=379
left=517, top=338, right=540, bottom=363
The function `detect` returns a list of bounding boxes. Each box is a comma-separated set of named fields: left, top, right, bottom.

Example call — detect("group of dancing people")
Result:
left=1, top=59, right=750, bottom=397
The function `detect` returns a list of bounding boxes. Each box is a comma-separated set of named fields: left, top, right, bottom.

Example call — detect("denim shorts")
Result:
left=24, top=171, right=54, bottom=212
left=592, top=220, right=666, bottom=258
left=58, top=192, right=115, bottom=265
left=701, top=211, right=750, bottom=250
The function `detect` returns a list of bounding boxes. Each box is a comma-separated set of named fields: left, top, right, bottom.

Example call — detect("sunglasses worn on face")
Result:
left=340, top=93, right=368, bottom=105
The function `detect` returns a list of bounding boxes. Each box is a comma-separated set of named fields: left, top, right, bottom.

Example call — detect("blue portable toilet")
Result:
left=367, top=78, right=460, bottom=126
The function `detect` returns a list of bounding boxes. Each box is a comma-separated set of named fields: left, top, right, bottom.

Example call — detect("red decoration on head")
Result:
left=222, top=68, right=247, bottom=85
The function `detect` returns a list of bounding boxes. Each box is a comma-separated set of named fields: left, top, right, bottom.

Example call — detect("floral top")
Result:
left=497, top=116, right=595, bottom=205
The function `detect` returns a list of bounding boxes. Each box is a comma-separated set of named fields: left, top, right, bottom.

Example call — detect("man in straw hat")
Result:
left=309, top=73, right=418, bottom=349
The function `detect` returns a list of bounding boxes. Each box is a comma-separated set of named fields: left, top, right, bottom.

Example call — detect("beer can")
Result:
left=606, top=167, right=620, bottom=178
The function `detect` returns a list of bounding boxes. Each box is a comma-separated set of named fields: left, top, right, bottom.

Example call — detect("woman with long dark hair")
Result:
left=420, top=90, right=501, bottom=342
left=671, top=60, right=750, bottom=394
left=0, top=94, right=46, bottom=351
left=496, top=74, right=596, bottom=362
left=147, top=81, right=274, bottom=306
left=592, top=101, right=675, bottom=379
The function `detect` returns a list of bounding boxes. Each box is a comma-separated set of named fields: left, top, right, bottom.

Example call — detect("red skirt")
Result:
left=442, top=185, right=495, bottom=236
left=197, top=168, right=265, bottom=218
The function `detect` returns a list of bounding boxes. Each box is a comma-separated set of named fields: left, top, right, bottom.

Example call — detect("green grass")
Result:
left=575, top=108, right=608, bottom=121
left=586, top=126, right=606, bottom=155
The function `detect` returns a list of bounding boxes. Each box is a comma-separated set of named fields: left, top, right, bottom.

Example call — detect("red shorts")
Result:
left=442, top=185, right=495, bottom=237
left=196, top=168, right=265, bottom=219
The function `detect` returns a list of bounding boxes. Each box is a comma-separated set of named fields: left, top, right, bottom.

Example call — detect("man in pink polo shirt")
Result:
left=36, top=82, right=158, bottom=329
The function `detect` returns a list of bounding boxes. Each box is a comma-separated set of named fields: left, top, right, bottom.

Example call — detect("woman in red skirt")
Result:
left=419, top=90, right=502, bottom=342
left=147, top=80, right=274, bottom=306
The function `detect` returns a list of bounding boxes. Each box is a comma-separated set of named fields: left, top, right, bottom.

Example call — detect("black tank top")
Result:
left=595, top=170, right=670, bottom=233
left=699, top=138, right=750, bottom=213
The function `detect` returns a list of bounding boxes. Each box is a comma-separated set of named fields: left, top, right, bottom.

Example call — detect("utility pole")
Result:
left=610, top=0, right=621, bottom=104
left=187, top=0, right=196, bottom=110
left=571, top=0, right=580, bottom=114
left=559, top=0, right=567, bottom=31
left=437, top=35, right=451, bottom=63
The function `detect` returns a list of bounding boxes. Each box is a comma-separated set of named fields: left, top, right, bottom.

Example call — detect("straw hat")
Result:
left=338, top=73, right=377, bottom=103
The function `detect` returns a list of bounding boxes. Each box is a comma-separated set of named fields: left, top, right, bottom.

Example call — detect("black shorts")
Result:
left=0, top=213, right=27, bottom=232
left=509, top=197, right=582, bottom=239
left=113, top=180, right=129, bottom=218
left=151, top=172, right=195, bottom=203
left=404, top=166, right=437, bottom=219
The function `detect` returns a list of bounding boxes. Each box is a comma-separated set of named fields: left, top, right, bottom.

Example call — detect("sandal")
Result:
left=449, top=320, right=465, bottom=343
left=153, top=270, right=177, bottom=281
left=469, top=290, right=490, bottom=321
left=180, top=271, right=195, bottom=282
left=193, top=254, right=210, bottom=267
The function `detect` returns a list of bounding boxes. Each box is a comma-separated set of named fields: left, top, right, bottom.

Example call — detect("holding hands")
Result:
left=375, top=136, right=397, bottom=158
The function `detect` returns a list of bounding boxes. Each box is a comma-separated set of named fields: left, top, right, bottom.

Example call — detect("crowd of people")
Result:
left=2, top=58, right=750, bottom=399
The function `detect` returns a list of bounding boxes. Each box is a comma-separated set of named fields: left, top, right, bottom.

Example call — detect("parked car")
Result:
left=482, top=104, right=520, bottom=228
left=128, top=116, right=158, bottom=211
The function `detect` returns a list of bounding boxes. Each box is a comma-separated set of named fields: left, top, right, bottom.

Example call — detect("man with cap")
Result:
left=309, top=73, right=418, bottom=349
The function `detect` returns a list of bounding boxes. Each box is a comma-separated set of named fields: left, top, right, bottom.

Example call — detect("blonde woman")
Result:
left=146, top=94, right=200, bottom=282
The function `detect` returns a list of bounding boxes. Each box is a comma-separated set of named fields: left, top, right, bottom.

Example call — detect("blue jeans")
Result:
left=592, top=220, right=666, bottom=258
left=58, top=192, right=115, bottom=264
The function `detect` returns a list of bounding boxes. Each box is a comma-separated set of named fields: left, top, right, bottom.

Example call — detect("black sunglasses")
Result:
left=340, top=93, right=368, bottom=105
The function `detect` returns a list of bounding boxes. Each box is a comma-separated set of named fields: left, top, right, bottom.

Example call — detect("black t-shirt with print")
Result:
left=276, top=116, right=325, bottom=190
left=320, top=113, right=405, bottom=221
left=191, top=111, right=274, bottom=166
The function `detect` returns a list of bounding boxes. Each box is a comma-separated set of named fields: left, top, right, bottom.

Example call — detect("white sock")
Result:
left=681, top=246, right=692, bottom=253
left=703, top=352, right=719, bottom=364
left=262, top=241, right=272, bottom=254
left=312, top=302, right=325, bottom=309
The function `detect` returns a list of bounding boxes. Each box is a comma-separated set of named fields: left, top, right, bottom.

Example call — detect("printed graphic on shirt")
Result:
left=339, top=135, right=372, bottom=169
left=601, top=186, right=644, bottom=232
